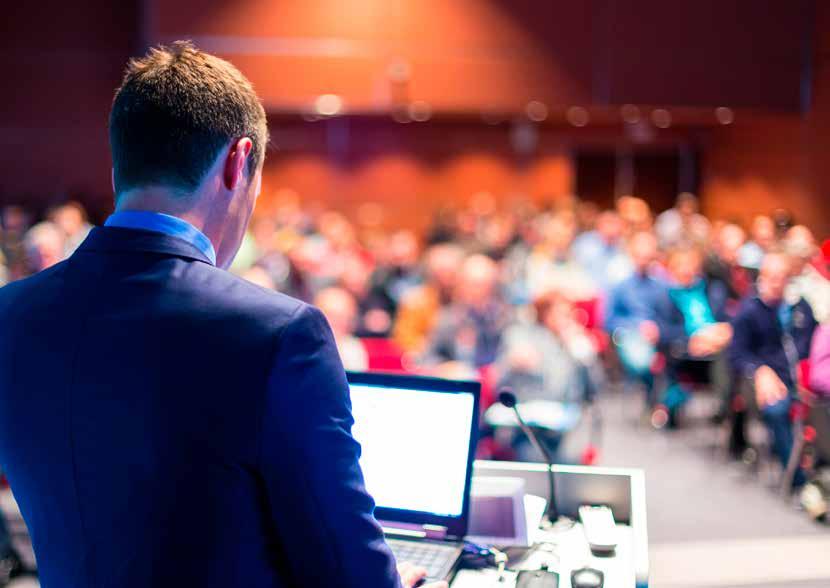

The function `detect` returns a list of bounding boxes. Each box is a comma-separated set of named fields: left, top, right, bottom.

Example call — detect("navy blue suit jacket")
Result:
left=0, top=227, right=400, bottom=587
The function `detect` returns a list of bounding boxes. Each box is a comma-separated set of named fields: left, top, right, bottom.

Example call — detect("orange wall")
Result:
left=1, top=0, right=825, bottom=238
left=258, top=120, right=573, bottom=230
left=702, top=6, right=830, bottom=238
left=0, top=0, right=138, bottom=215
left=152, top=0, right=808, bottom=113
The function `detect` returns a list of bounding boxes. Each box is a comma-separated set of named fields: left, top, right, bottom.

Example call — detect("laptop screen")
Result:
left=349, top=375, right=478, bottom=521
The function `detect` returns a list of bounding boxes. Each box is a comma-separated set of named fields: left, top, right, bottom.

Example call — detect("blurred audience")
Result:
left=704, top=223, right=753, bottom=319
left=49, top=201, right=92, bottom=256
left=810, top=324, right=830, bottom=397
left=784, top=225, right=830, bottom=324
left=394, top=243, right=464, bottom=354
left=658, top=246, right=733, bottom=425
left=655, top=193, right=710, bottom=250
left=572, top=210, right=632, bottom=293
left=3, top=192, right=828, bottom=477
left=606, top=231, right=673, bottom=407
left=525, top=212, right=597, bottom=302
left=23, top=222, right=65, bottom=274
left=314, top=287, right=369, bottom=371
left=739, top=215, right=776, bottom=270
left=730, top=251, right=818, bottom=480
left=423, top=254, right=510, bottom=369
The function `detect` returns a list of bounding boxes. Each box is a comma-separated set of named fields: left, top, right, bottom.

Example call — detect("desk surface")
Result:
left=452, top=522, right=635, bottom=587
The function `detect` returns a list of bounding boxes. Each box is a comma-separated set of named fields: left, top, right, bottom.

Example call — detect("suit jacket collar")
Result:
left=76, top=226, right=214, bottom=265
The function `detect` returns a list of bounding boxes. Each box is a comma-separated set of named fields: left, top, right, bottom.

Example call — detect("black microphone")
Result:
left=498, top=387, right=559, bottom=522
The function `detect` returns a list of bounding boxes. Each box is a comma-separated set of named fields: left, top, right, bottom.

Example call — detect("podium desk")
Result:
left=461, top=460, right=649, bottom=588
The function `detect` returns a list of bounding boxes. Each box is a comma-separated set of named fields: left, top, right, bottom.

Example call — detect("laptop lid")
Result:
left=346, top=371, right=480, bottom=540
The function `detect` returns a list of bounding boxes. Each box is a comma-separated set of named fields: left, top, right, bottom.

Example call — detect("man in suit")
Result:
left=0, top=41, right=444, bottom=588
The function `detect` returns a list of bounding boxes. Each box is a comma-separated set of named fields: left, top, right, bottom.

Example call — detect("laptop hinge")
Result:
left=381, top=522, right=449, bottom=540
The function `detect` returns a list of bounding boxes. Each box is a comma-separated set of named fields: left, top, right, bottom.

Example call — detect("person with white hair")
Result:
left=784, top=225, right=830, bottom=323
left=654, top=193, right=711, bottom=250
left=423, top=253, right=511, bottom=368
left=23, top=221, right=65, bottom=274
left=314, top=286, right=369, bottom=371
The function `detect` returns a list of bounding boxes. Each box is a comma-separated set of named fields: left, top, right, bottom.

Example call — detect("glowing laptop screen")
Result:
left=349, top=383, right=476, bottom=518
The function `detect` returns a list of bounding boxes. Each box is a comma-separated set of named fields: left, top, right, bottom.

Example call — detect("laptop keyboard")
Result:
left=386, top=538, right=460, bottom=580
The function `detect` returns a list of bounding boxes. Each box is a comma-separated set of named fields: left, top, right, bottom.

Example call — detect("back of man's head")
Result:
left=109, top=41, right=268, bottom=198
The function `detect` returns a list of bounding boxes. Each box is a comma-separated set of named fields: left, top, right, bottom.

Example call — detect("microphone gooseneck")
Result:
left=498, top=387, right=559, bottom=522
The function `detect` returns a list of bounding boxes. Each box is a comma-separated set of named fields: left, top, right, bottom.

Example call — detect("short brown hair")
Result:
left=109, top=41, right=268, bottom=196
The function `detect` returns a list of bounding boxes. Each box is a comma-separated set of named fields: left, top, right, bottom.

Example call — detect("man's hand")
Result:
left=688, top=334, right=715, bottom=357
left=639, top=320, right=660, bottom=345
left=688, top=323, right=733, bottom=357
left=754, top=365, right=787, bottom=408
left=398, top=562, right=448, bottom=588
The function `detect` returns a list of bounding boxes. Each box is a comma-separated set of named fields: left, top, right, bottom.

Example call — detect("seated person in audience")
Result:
left=784, top=225, right=830, bottom=324
left=22, top=221, right=65, bottom=274
left=572, top=210, right=633, bottom=294
left=739, top=214, right=777, bottom=270
left=654, top=192, right=711, bottom=250
left=525, top=212, right=597, bottom=302
left=240, top=265, right=276, bottom=290
left=810, top=324, right=830, bottom=397
left=480, top=212, right=519, bottom=260
left=423, top=254, right=510, bottom=369
left=237, top=216, right=308, bottom=300
left=704, top=222, right=754, bottom=319
left=339, top=253, right=396, bottom=338
left=661, top=245, right=734, bottom=426
left=49, top=201, right=93, bottom=257
left=314, top=287, right=369, bottom=371
left=730, top=251, right=817, bottom=483
left=606, top=231, right=678, bottom=407
left=370, top=230, right=423, bottom=315
left=497, top=291, right=593, bottom=404
left=393, top=243, right=464, bottom=354
left=495, top=290, right=597, bottom=460
left=616, top=196, right=653, bottom=234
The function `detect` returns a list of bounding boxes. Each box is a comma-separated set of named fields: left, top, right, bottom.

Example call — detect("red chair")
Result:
left=573, top=296, right=609, bottom=354
left=360, top=338, right=406, bottom=373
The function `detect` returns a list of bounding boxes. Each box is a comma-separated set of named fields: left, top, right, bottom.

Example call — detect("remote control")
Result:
left=578, top=505, right=618, bottom=555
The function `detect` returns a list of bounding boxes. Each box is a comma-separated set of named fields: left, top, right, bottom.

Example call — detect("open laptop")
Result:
left=346, top=371, right=480, bottom=583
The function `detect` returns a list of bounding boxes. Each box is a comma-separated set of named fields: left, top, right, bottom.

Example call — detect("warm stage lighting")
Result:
left=651, top=108, right=671, bottom=128
left=525, top=100, right=548, bottom=122
left=314, top=94, right=343, bottom=116
left=621, top=104, right=641, bottom=124
left=408, top=101, right=432, bottom=122
left=566, top=106, right=590, bottom=127
left=715, top=106, right=735, bottom=125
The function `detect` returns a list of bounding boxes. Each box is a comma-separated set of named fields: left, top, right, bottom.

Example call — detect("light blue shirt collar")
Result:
left=105, top=210, right=217, bottom=265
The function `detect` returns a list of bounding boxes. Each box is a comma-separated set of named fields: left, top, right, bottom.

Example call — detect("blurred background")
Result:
left=2, top=1, right=830, bottom=587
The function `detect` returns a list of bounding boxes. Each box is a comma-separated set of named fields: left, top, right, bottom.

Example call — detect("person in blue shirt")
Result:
left=606, top=231, right=679, bottom=408
left=572, top=210, right=633, bottom=294
left=660, top=246, right=734, bottom=427
left=729, top=251, right=817, bottom=484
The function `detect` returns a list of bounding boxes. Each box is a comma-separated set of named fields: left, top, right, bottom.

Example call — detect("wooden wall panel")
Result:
left=151, top=0, right=809, bottom=113
left=702, top=4, right=830, bottom=238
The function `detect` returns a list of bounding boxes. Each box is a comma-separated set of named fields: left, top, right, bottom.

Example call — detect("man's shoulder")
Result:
left=0, top=261, right=69, bottom=314
left=182, top=263, right=308, bottom=326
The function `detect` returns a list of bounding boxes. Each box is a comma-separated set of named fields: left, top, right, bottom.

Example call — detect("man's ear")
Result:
left=223, top=138, right=253, bottom=190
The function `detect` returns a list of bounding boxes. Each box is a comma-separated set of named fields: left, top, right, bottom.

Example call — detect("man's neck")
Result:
left=115, top=189, right=209, bottom=237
